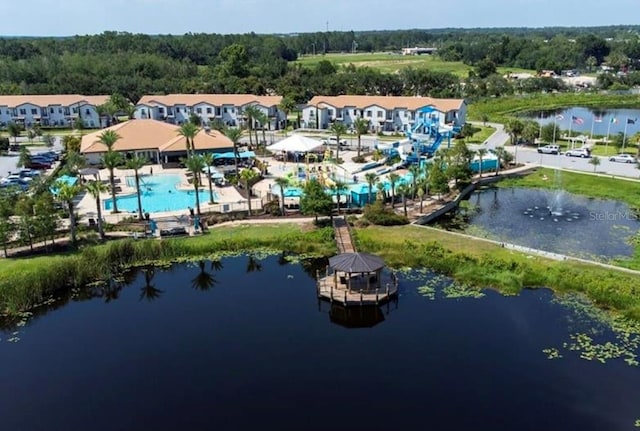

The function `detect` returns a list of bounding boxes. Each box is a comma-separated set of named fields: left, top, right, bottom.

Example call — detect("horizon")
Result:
left=1, top=0, right=639, bottom=38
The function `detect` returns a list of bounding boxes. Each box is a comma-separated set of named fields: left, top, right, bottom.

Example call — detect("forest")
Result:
left=0, top=26, right=639, bottom=103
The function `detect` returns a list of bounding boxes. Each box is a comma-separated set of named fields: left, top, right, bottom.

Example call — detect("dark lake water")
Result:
left=524, top=107, right=640, bottom=137
left=436, top=187, right=640, bottom=261
left=1, top=255, right=639, bottom=431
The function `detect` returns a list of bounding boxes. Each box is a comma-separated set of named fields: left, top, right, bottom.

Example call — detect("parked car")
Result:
left=323, top=137, right=349, bottom=148
left=565, top=148, right=591, bottom=158
left=609, top=154, right=637, bottom=164
left=537, top=144, right=560, bottom=155
left=27, top=160, right=52, bottom=170
left=18, top=168, right=40, bottom=178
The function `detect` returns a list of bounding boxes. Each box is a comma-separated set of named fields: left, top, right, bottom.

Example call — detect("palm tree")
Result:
left=184, top=155, right=205, bottom=215
left=494, top=147, right=505, bottom=176
left=255, top=111, right=268, bottom=147
left=7, top=122, right=22, bottom=145
left=85, top=180, right=108, bottom=240
left=376, top=182, right=387, bottom=202
left=178, top=122, right=199, bottom=157
left=62, top=135, right=81, bottom=153
left=476, top=148, right=488, bottom=178
left=201, top=153, right=216, bottom=204
left=125, top=155, right=148, bottom=220
left=102, top=151, right=123, bottom=213
left=354, top=117, right=369, bottom=158
left=397, top=183, right=410, bottom=217
left=364, top=172, right=378, bottom=205
left=388, top=173, right=400, bottom=207
left=243, top=105, right=261, bottom=149
left=408, top=164, right=420, bottom=199
left=589, top=156, right=601, bottom=172
left=331, top=180, right=348, bottom=215
left=97, top=130, right=121, bottom=151
left=223, top=127, right=243, bottom=177
left=240, top=168, right=259, bottom=216
left=329, top=122, right=348, bottom=162
left=17, top=146, right=31, bottom=168
left=274, top=176, right=290, bottom=215
left=55, top=181, right=83, bottom=245
left=279, top=96, right=297, bottom=130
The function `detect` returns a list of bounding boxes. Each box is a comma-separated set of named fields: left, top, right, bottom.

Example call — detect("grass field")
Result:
left=295, top=52, right=534, bottom=77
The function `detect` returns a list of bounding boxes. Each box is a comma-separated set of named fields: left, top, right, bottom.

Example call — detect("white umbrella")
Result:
left=267, top=135, right=323, bottom=153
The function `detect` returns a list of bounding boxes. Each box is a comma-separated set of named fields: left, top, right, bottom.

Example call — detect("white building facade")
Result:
left=134, top=94, right=285, bottom=130
left=0, top=95, right=109, bottom=129
left=301, top=95, right=466, bottom=132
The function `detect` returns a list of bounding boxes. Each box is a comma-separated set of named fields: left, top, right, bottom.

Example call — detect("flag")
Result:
left=594, top=115, right=603, bottom=123
left=627, top=118, right=637, bottom=125
left=610, top=118, right=618, bottom=124
left=572, top=116, right=584, bottom=125
left=555, top=114, right=564, bottom=120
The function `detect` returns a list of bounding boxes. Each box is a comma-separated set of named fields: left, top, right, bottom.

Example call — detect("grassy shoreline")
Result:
left=469, top=93, right=640, bottom=123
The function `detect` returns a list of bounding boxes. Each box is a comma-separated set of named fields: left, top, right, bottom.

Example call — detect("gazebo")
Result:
left=316, top=252, right=398, bottom=306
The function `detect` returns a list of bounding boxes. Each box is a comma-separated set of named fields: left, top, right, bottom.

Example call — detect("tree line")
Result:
left=0, top=27, right=638, bottom=103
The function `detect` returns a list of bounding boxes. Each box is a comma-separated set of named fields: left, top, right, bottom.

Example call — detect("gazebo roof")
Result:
left=328, top=252, right=385, bottom=273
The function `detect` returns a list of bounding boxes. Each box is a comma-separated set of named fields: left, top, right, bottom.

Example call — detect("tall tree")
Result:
left=102, top=150, right=123, bottom=214
left=7, top=122, right=22, bottom=145
left=504, top=118, right=524, bottom=146
left=201, top=153, right=217, bottom=204
left=178, top=122, right=199, bottom=156
left=97, top=130, right=121, bottom=151
left=354, top=117, right=369, bottom=158
left=125, top=155, right=148, bottom=220
left=387, top=173, right=401, bottom=208
left=55, top=181, right=83, bottom=245
left=243, top=105, right=261, bottom=149
left=300, top=178, right=333, bottom=222
left=279, top=96, right=296, bottom=130
left=239, top=168, right=259, bottom=216
left=329, top=122, right=347, bottom=163
left=330, top=180, right=348, bottom=215
left=274, top=176, right=290, bottom=216
left=85, top=180, right=108, bottom=240
left=223, top=126, right=243, bottom=177
left=17, top=145, right=31, bottom=168
left=364, top=172, right=378, bottom=205
left=184, top=155, right=205, bottom=215
left=476, top=148, right=488, bottom=178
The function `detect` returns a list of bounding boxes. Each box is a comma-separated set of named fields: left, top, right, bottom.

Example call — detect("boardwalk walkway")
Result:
left=333, top=216, right=355, bottom=253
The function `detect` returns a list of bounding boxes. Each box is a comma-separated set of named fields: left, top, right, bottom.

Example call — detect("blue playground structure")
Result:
left=404, top=106, right=453, bottom=164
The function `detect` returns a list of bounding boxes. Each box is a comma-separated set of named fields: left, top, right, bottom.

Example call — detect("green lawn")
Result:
left=295, top=52, right=534, bottom=77
left=457, top=126, right=496, bottom=144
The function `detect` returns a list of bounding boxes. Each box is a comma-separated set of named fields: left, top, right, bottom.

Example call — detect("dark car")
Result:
left=28, top=160, right=52, bottom=170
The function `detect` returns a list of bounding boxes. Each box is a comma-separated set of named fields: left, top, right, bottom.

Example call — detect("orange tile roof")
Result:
left=0, top=94, right=110, bottom=107
left=80, top=119, right=233, bottom=154
left=137, top=94, right=283, bottom=108
left=307, top=95, right=464, bottom=112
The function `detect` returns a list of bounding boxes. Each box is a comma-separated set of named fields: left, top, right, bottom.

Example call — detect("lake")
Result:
left=1, top=255, right=639, bottom=431
left=435, top=187, right=640, bottom=261
left=524, top=107, right=640, bottom=137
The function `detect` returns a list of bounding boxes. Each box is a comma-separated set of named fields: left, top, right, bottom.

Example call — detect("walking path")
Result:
left=333, top=217, right=355, bottom=253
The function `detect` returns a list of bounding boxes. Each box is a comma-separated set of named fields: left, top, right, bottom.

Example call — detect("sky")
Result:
left=1, top=0, right=638, bottom=37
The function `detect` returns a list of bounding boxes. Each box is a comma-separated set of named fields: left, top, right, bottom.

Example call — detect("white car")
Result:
left=609, top=154, right=637, bottom=164
left=323, top=137, right=348, bottom=147
left=537, top=144, right=560, bottom=155
left=564, top=148, right=591, bottom=158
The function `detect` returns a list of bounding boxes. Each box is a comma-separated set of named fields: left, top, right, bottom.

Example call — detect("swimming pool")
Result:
left=104, top=174, right=218, bottom=213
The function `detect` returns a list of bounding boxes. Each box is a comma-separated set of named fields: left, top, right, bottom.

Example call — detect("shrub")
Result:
left=352, top=155, right=366, bottom=163
left=362, top=201, right=409, bottom=226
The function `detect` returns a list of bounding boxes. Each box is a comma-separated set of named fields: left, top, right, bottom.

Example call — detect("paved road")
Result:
left=0, top=155, right=19, bottom=178
left=469, top=121, right=509, bottom=149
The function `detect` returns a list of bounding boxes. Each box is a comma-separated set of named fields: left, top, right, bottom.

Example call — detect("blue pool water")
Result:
left=104, top=174, right=218, bottom=213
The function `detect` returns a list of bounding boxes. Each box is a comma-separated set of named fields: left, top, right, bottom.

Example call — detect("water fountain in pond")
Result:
left=522, top=169, right=581, bottom=222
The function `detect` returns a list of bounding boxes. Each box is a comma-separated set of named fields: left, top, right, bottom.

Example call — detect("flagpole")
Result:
left=606, top=118, right=612, bottom=153
left=623, top=117, right=629, bottom=152
left=568, top=117, right=573, bottom=149
left=552, top=116, right=557, bottom=144
left=590, top=115, right=595, bottom=141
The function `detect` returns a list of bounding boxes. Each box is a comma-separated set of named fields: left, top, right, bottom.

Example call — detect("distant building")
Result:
left=301, top=95, right=466, bottom=132
left=80, top=119, right=234, bottom=165
left=401, top=47, right=437, bottom=56
left=0, top=94, right=109, bottom=129
left=134, top=94, right=285, bottom=130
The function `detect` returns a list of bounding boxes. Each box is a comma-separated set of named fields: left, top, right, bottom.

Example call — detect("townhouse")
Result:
left=301, top=95, right=466, bottom=132
left=0, top=94, right=110, bottom=129
left=134, top=94, right=285, bottom=130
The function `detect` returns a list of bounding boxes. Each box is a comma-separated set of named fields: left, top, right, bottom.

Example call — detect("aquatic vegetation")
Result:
left=542, top=348, right=562, bottom=360
left=546, top=293, right=640, bottom=366
left=442, top=282, right=485, bottom=299
left=414, top=273, right=485, bottom=300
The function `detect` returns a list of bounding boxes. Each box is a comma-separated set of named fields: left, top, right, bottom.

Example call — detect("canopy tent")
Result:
left=79, top=168, right=101, bottom=177
left=267, top=135, right=323, bottom=153
left=328, top=252, right=385, bottom=273
left=214, top=151, right=255, bottom=159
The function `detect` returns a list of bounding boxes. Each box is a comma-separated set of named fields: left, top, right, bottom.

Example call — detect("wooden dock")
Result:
left=333, top=217, right=355, bottom=253
left=317, top=272, right=398, bottom=306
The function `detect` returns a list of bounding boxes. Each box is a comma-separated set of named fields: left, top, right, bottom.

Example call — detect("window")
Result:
left=50, top=108, right=54, bottom=113
left=31, top=109, right=37, bottom=115
left=72, top=107, right=78, bottom=113
left=328, top=109, right=334, bottom=116
left=64, top=108, right=70, bottom=115
left=85, top=109, right=90, bottom=115
left=206, top=107, right=212, bottom=114
left=19, top=108, right=26, bottom=115
left=366, top=110, right=372, bottom=117
left=196, top=108, right=202, bottom=114
left=377, top=111, right=383, bottom=118
left=58, top=108, right=62, bottom=114
left=223, top=108, right=228, bottom=113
